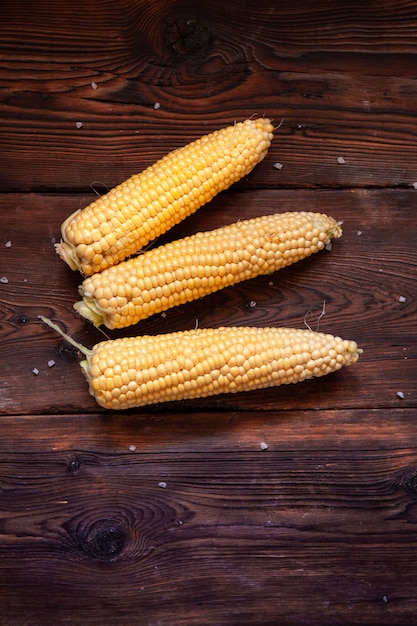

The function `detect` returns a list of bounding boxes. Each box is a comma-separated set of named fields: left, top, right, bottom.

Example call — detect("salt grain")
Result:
left=158, top=481, right=167, bottom=489
left=91, top=82, right=97, bottom=89
left=129, top=445, right=137, bottom=452
left=397, top=391, right=405, bottom=399
left=260, top=442, right=269, bottom=451
left=0, top=276, right=9, bottom=284
left=153, top=102, right=161, bottom=110
left=273, top=162, right=283, bottom=170
left=412, top=182, right=417, bottom=190
left=398, top=296, right=407, bottom=303
left=357, top=230, right=362, bottom=236
left=32, top=368, right=39, bottom=376
left=337, top=156, right=346, bottom=165
left=75, top=121, right=83, bottom=129
left=5, top=241, right=11, bottom=248
left=249, top=300, right=256, bottom=308
left=47, top=360, right=56, bottom=368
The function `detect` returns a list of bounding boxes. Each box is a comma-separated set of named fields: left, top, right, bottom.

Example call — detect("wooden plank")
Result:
left=1, top=408, right=417, bottom=626
left=1, top=188, right=415, bottom=415
left=2, top=0, right=417, bottom=191
left=1, top=1, right=417, bottom=623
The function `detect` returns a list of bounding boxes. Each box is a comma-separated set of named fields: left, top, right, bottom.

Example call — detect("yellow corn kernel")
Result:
left=74, top=211, right=342, bottom=329
left=55, top=118, right=274, bottom=276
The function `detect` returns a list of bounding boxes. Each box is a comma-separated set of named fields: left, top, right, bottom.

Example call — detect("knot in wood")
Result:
left=402, top=469, right=417, bottom=496
left=67, top=456, right=81, bottom=473
left=79, top=520, right=128, bottom=561
left=58, top=339, right=80, bottom=362
left=164, top=17, right=210, bottom=56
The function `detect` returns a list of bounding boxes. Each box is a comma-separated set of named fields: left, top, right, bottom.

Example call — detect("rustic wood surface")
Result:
left=1, top=1, right=416, bottom=624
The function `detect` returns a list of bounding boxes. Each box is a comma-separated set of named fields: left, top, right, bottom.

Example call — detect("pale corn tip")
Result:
left=57, top=118, right=274, bottom=275
left=80, top=326, right=361, bottom=410
left=75, top=211, right=342, bottom=330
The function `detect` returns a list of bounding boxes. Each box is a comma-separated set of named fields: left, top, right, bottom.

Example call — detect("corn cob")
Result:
left=74, top=211, right=342, bottom=329
left=39, top=317, right=361, bottom=411
left=55, top=118, right=274, bottom=276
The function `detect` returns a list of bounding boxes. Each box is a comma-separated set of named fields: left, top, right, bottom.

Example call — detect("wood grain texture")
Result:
left=2, top=0, right=417, bottom=190
left=1, top=1, right=417, bottom=624
left=1, top=409, right=417, bottom=626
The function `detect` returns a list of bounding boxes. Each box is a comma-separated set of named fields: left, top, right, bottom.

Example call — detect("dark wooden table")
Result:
left=1, top=1, right=416, bottom=624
